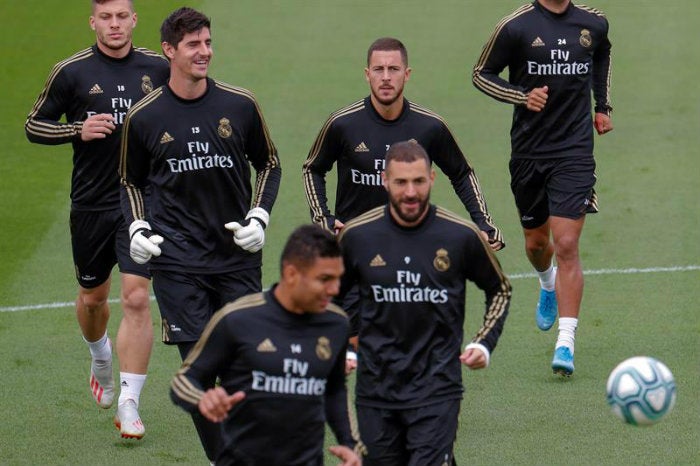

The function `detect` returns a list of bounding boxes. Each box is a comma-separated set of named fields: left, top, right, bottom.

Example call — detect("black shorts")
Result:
left=509, top=157, right=598, bottom=229
left=357, top=400, right=460, bottom=466
left=152, top=268, right=261, bottom=344
left=70, top=208, right=150, bottom=288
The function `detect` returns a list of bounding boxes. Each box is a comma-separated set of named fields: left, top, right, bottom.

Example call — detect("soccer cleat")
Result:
left=114, top=399, right=145, bottom=439
left=89, top=340, right=114, bottom=408
left=552, top=346, right=575, bottom=377
left=535, top=288, right=557, bottom=331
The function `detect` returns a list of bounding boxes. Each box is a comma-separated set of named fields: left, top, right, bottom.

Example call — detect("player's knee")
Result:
left=121, top=285, right=151, bottom=314
left=554, top=234, right=580, bottom=261
left=525, top=237, right=549, bottom=256
left=78, top=290, right=109, bottom=313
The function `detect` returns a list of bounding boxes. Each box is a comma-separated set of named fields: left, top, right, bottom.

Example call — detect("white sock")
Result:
left=118, top=372, right=147, bottom=408
left=537, top=264, right=556, bottom=291
left=556, top=317, right=578, bottom=353
left=84, top=333, right=111, bottom=361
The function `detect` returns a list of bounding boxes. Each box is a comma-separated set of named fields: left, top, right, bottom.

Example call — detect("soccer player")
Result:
left=171, top=225, right=362, bottom=466
left=337, top=140, right=511, bottom=465
left=25, top=0, right=169, bottom=439
left=303, top=37, right=503, bottom=250
left=472, top=0, right=613, bottom=376
left=119, top=7, right=281, bottom=461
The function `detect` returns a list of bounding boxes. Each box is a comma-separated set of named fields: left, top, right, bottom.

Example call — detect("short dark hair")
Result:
left=367, top=37, right=408, bottom=66
left=280, top=225, right=342, bottom=273
left=92, top=0, right=133, bottom=13
left=385, top=139, right=430, bottom=167
left=160, top=7, right=211, bottom=47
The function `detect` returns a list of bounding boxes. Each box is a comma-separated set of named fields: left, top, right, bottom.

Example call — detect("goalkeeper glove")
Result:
left=128, top=220, right=163, bottom=264
left=224, top=207, right=269, bottom=253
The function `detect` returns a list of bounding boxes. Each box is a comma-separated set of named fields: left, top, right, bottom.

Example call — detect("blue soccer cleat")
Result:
left=552, top=346, right=575, bottom=377
left=536, top=288, right=557, bottom=331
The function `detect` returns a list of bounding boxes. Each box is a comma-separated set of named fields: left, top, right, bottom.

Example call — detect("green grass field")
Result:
left=1, top=1, right=698, bottom=464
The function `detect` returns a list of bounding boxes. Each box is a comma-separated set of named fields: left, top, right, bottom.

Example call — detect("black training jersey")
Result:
left=171, top=288, right=357, bottom=465
left=25, top=45, right=169, bottom=211
left=338, top=205, right=511, bottom=408
left=473, top=1, right=612, bottom=158
left=120, top=78, right=281, bottom=273
left=303, top=96, right=502, bottom=243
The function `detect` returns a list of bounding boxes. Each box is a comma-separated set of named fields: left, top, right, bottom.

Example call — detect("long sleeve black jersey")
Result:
left=120, top=78, right=281, bottom=273
left=473, top=1, right=612, bottom=159
left=25, top=45, right=169, bottom=211
left=170, top=288, right=357, bottom=465
left=337, top=205, right=511, bottom=409
left=303, top=96, right=502, bottom=243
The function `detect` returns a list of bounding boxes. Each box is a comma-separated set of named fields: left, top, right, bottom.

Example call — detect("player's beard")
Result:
left=389, top=192, right=430, bottom=225
left=371, top=81, right=404, bottom=107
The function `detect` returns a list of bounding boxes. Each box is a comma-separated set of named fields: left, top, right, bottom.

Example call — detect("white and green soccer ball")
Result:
left=606, top=356, right=676, bottom=426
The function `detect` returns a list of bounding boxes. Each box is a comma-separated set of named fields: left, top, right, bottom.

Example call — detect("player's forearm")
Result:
left=252, top=162, right=281, bottom=214
left=325, top=388, right=356, bottom=448
left=592, top=56, right=612, bottom=114
left=472, top=282, right=512, bottom=353
left=303, top=170, right=335, bottom=231
left=119, top=181, right=146, bottom=224
left=472, top=68, right=528, bottom=106
left=170, top=374, right=205, bottom=414
left=24, top=118, right=81, bottom=145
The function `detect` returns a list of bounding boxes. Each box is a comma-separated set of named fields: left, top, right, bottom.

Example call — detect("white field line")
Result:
left=1, top=265, right=699, bottom=313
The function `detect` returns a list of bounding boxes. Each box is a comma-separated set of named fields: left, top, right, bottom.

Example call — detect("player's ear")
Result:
left=89, top=17, right=96, bottom=31
left=162, top=42, right=174, bottom=59
left=281, top=262, right=300, bottom=285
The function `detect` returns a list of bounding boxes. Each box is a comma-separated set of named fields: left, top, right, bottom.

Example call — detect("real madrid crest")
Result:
left=579, top=29, right=592, bottom=48
left=433, top=248, right=450, bottom=272
left=316, top=336, right=332, bottom=361
left=218, top=117, right=233, bottom=138
left=141, top=75, right=154, bottom=94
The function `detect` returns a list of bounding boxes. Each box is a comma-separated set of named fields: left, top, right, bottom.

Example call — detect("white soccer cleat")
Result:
left=114, top=399, right=145, bottom=439
left=89, top=340, right=114, bottom=408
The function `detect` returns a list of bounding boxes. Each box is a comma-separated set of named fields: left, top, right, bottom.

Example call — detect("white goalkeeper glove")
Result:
left=128, top=220, right=163, bottom=264
left=224, top=208, right=269, bottom=253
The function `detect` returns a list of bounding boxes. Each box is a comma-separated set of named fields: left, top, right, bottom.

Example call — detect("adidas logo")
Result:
left=121, top=381, right=129, bottom=387
left=88, top=83, right=103, bottom=95
left=531, top=37, right=545, bottom=47
left=369, top=254, right=386, bottom=267
left=354, top=142, right=370, bottom=152
left=257, top=338, right=277, bottom=352
left=160, top=132, right=174, bottom=144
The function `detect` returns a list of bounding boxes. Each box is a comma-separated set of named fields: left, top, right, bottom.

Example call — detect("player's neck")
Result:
left=95, top=41, right=132, bottom=59
left=537, top=0, right=571, bottom=14
left=168, top=75, right=208, bottom=100
left=370, top=94, right=404, bottom=121
left=273, top=285, right=305, bottom=315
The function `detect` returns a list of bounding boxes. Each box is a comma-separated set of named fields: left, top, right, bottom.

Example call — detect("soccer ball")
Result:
left=606, top=356, right=676, bottom=426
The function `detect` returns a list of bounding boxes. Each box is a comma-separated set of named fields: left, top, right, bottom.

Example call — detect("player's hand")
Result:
left=478, top=231, right=504, bottom=252
left=594, top=112, right=613, bottom=135
left=345, top=350, right=358, bottom=375
left=460, top=345, right=488, bottom=370
left=328, top=445, right=362, bottom=466
left=526, top=85, right=548, bottom=112
left=198, top=387, right=245, bottom=423
left=128, top=220, right=163, bottom=264
left=333, top=219, right=345, bottom=235
left=225, top=208, right=269, bottom=253
left=225, top=218, right=265, bottom=252
left=488, top=239, right=504, bottom=251
left=80, top=113, right=116, bottom=141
